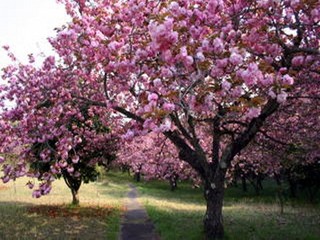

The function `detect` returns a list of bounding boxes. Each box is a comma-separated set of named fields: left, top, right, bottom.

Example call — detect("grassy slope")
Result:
left=0, top=174, right=128, bottom=240
left=130, top=177, right=320, bottom=240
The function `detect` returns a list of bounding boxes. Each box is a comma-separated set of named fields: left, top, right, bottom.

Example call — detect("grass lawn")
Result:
left=117, top=174, right=320, bottom=240
left=0, top=174, right=128, bottom=240
left=1, top=171, right=319, bottom=240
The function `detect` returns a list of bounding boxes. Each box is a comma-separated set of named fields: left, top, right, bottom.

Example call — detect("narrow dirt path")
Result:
left=119, top=184, right=160, bottom=240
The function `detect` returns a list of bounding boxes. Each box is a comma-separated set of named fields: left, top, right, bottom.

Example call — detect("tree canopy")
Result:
left=1, top=0, right=319, bottom=238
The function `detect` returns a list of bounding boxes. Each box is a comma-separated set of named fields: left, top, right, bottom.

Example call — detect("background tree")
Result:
left=0, top=54, right=118, bottom=205
left=117, top=133, right=199, bottom=190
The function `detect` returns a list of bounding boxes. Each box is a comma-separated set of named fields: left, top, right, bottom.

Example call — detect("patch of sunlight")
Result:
left=139, top=196, right=206, bottom=212
left=0, top=177, right=126, bottom=206
left=223, top=202, right=315, bottom=216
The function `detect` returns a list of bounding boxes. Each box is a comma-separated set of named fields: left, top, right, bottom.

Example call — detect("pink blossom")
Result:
left=2, top=176, right=10, bottom=183
left=32, top=190, right=42, bottom=198
left=42, top=184, right=52, bottom=195
left=279, top=67, right=287, bottom=74
left=148, top=18, right=178, bottom=51
left=210, top=66, right=224, bottom=78
left=216, top=59, right=228, bottom=68
left=74, top=171, right=81, bottom=178
left=180, top=46, right=188, bottom=57
left=277, top=91, right=288, bottom=103
left=67, top=165, right=74, bottom=173
left=201, top=39, right=210, bottom=51
left=246, top=107, right=261, bottom=119
left=161, top=50, right=173, bottom=63
left=311, top=9, right=319, bottom=22
left=0, top=156, right=4, bottom=163
left=221, top=80, right=231, bottom=91
left=157, top=119, right=172, bottom=132
left=184, top=56, right=194, bottom=66
left=136, top=49, right=148, bottom=59
left=59, top=160, right=68, bottom=168
left=282, top=74, right=294, bottom=85
left=153, top=78, right=162, bottom=88
left=26, top=181, right=34, bottom=189
left=231, top=86, right=244, bottom=98
left=213, top=38, right=224, bottom=54
left=292, top=56, right=305, bottom=66
left=240, top=69, right=256, bottom=86
left=260, top=74, right=274, bottom=86
left=74, top=136, right=82, bottom=144
left=257, top=0, right=271, bottom=8
left=50, top=165, right=60, bottom=174
left=72, top=155, right=80, bottom=163
left=123, top=129, right=135, bottom=140
left=268, top=89, right=277, bottom=99
left=161, top=67, right=173, bottom=78
left=148, top=93, right=158, bottom=102
left=196, top=52, right=205, bottom=62
left=108, top=41, right=121, bottom=52
left=169, top=1, right=180, bottom=14
left=229, top=52, right=243, bottom=65
left=163, top=103, right=175, bottom=112
left=143, top=118, right=157, bottom=130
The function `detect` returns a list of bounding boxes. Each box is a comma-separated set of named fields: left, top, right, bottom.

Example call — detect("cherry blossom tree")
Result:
left=228, top=90, right=320, bottom=197
left=0, top=53, right=118, bottom=205
left=1, top=0, right=319, bottom=238
left=117, top=133, right=199, bottom=190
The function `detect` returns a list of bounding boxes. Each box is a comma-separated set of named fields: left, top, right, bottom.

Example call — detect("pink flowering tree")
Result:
left=117, top=133, right=199, bottom=190
left=0, top=53, right=118, bottom=205
left=1, top=0, right=320, bottom=238
left=228, top=90, right=320, bottom=197
left=251, top=95, right=320, bottom=198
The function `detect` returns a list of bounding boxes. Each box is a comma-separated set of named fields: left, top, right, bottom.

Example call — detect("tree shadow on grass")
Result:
left=0, top=201, right=118, bottom=240
left=143, top=201, right=320, bottom=240
left=134, top=180, right=205, bottom=205
left=223, top=204, right=320, bottom=240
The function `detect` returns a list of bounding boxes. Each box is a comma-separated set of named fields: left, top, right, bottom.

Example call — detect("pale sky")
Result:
left=0, top=0, right=70, bottom=69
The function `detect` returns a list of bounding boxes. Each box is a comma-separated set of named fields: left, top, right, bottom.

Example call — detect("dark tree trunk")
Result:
left=71, top=188, right=80, bottom=205
left=253, top=175, right=263, bottom=195
left=257, top=175, right=263, bottom=190
left=288, top=179, right=297, bottom=198
left=274, top=174, right=282, bottom=186
left=63, top=172, right=82, bottom=206
left=241, top=176, right=247, bottom=192
left=134, top=171, right=141, bottom=182
left=169, top=174, right=178, bottom=191
left=203, top=175, right=225, bottom=240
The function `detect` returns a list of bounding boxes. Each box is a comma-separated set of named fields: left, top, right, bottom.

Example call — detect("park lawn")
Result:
left=0, top=175, right=128, bottom=240
left=123, top=175, right=320, bottom=240
left=1, top=171, right=319, bottom=239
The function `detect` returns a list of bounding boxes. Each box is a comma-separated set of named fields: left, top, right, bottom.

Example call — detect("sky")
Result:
left=0, top=0, right=70, bottom=69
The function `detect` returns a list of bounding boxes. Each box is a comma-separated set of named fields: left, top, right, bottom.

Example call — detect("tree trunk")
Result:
left=63, top=172, right=82, bottom=206
left=288, top=179, right=297, bottom=198
left=257, top=175, right=263, bottom=190
left=203, top=176, right=225, bottom=240
left=274, top=174, right=282, bottom=186
left=169, top=174, right=178, bottom=191
left=71, top=188, right=79, bottom=206
left=134, top=171, right=141, bottom=182
left=241, top=176, right=247, bottom=192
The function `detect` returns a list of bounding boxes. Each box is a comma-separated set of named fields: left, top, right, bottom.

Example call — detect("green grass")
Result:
left=0, top=174, right=128, bottom=240
left=1, top=171, right=319, bottom=239
left=129, top=176, right=320, bottom=240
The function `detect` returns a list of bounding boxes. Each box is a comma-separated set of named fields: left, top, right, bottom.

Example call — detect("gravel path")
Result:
left=119, top=184, right=160, bottom=240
